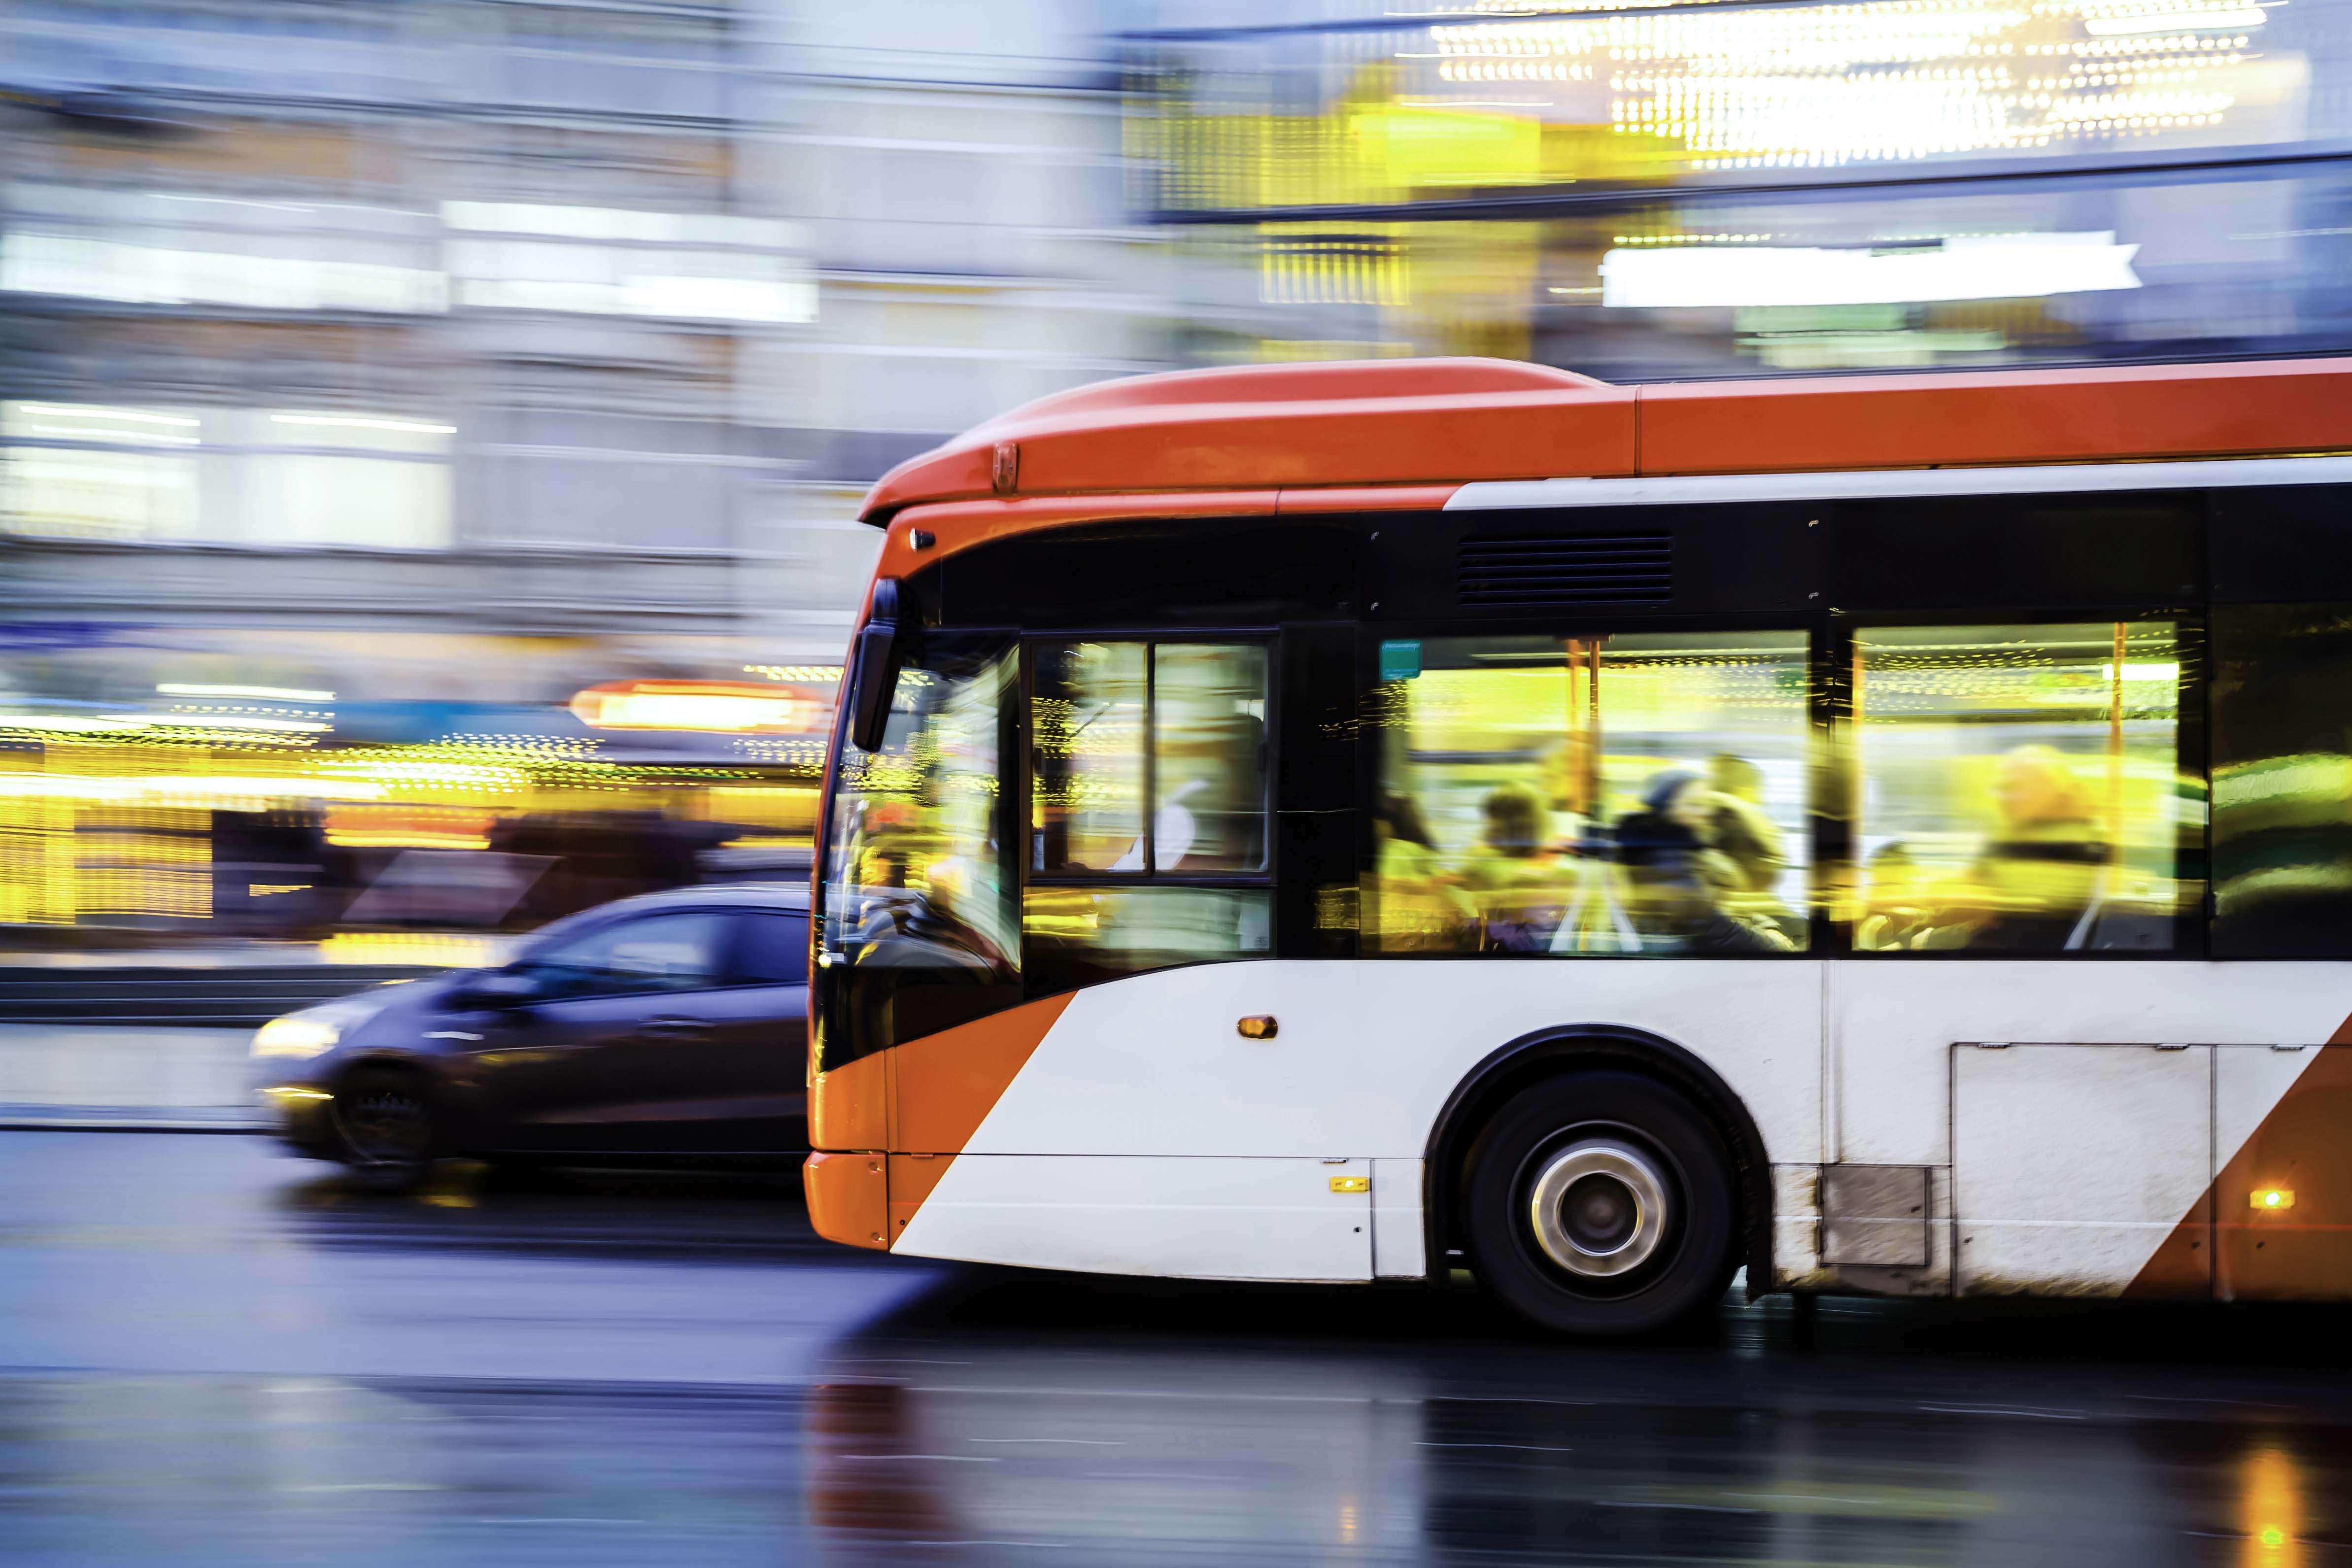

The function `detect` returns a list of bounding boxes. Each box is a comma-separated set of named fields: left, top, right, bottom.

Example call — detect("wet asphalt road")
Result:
left=5, top=1135, right=2352, bottom=1565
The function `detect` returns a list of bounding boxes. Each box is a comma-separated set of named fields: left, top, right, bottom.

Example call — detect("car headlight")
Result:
left=252, top=1015, right=341, bottom=1059
left=250, top=989, right=399, bottom=1060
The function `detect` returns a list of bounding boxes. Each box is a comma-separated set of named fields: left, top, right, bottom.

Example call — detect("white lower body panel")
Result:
left=897, top=1155, right=1373, bottom=1282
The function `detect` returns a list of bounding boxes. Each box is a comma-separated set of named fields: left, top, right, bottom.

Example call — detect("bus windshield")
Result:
left=817, top=632, right=1020, bottom=1064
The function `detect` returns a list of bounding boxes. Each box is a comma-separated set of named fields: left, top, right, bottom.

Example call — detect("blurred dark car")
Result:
left=254, top=882, right=810, bottom=1189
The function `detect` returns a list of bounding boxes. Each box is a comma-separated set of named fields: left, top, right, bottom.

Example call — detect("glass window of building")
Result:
left=2213, top=605, right=2352, bottom=958
left=1851, top=622, right=2194, bottom=954
left=0, top=402, right=453, bottom=549
left=1026, top=641, right=1272, bottom=988
left=1369, top=631, right=1810, bottom=956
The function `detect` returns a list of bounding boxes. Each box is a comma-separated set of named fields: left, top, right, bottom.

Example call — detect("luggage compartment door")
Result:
left=1952, top=1042, right=2211, bottom=1297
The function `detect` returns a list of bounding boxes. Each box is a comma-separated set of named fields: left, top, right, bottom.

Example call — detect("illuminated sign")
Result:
left=569, top=680, right=829, bottom=735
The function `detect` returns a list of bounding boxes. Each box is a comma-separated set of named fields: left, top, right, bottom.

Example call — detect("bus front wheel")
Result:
left=1464, top=1070, right=1739, bottom=1337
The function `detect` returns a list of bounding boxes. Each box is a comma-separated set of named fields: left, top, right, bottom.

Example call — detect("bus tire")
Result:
left=1463, top=1070, right=1739, bottom=1337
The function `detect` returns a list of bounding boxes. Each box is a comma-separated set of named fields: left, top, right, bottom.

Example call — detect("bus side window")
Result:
left=1026, top=640, right=1272, bottom=988
left=1367, top=631, right=1810, bottom=957
left=2212, top=604, right=2352, bottom=958
left=1850, top=621, right=2197, bottom=954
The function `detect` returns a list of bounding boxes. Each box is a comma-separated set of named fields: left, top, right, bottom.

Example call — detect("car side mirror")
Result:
left=448, top=969, right=545, bottom=1011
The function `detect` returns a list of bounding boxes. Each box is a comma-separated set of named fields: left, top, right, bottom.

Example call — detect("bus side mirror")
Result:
left=847, top=578, right=903, bottom=752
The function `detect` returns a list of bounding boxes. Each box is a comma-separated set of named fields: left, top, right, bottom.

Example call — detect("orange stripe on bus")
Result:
left=2125, top=1010, right=2352, bottom=1300
left=889, top=992, right=1074, bottom=1156
left=1640, top=357, right=2352, bottom=477
left=887, top=1154, right=957, bottom=1247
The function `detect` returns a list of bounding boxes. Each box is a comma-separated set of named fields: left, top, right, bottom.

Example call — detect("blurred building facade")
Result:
left=3, top=0, right=2352, bottom=947
left=1124, top=0, right=2352, bottom=376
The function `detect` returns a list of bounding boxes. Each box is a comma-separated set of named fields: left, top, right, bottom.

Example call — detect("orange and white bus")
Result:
left=803, top=355, right=2352, bottom=1335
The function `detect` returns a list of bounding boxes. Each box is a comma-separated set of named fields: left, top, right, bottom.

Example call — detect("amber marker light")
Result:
left=1329, top=1176, right=1369, bottom=1193
left=1236, top=1015, right=1278, bottom=1040
left=2252, top=1189, right=2296, bottom=1211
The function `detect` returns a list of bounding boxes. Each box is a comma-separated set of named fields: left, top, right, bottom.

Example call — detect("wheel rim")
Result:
left=1527, top=1138, right=1670, bottom=1278
left=337, top=1084, right=430, bottom=1167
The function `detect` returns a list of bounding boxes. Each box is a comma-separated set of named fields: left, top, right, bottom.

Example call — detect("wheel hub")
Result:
left=1528, top=1139, right=1670, bottom=1277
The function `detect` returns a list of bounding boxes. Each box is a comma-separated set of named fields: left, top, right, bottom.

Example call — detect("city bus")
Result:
left=803, top=354, right=2352, bottom=1335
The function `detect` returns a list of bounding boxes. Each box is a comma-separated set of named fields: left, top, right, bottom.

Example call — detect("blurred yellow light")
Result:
left=147, top=715, right=331, bottom=734
left=2252, top=1189, right=2294, bottom=1210
left=320, top=933, right=502, bottom=968
left=263, top=1085, right=334, bottom=1103
left=253, top=1017, right=340, bottom=1059
left=571, top=680, right=826, bottom=734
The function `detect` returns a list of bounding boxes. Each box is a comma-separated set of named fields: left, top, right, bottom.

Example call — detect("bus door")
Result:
left=977, top=633, right=1374, bottom=1281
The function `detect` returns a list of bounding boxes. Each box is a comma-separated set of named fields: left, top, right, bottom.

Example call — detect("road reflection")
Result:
left=47, top=1140, right=2352, bottom=1566
left=801, top=1270, right=2352, bottom=1567
left=269, top=1157, right=854, bottom=1266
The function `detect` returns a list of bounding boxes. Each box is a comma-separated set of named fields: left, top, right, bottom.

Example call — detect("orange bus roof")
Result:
left=858, top=355, right=2352, bottom=525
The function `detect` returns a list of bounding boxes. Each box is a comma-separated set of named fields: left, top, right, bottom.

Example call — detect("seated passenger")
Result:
left=1705, top=752, right=1788, bottom=894
left=1371, top=788, right=1473, bottom=951
left=1856, top=842, right=1942, bottom=951
left=1614, top=771, right=1792, bottom=954
left=1956, top=745, right=2109, bottom=949
left=1457, top=783, right=1569, bottom=953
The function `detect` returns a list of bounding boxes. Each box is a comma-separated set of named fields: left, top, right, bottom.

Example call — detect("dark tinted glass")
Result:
left=2213, top=604, right=2352, bottom=958
left=519, top=910, right=729, bottom=998
left=730, top=911, right=809, bottom=985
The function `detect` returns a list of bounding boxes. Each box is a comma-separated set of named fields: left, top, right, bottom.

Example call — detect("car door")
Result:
left=472, top=908, right=735, bottom=1153
left=662, top=909, right=811, bottom=1152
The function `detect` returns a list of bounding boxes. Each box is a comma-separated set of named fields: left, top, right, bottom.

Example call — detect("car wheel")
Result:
left=332, top=1065, right=437, bottom=1193
left=1464, top=1070, right=1739, bottom=1337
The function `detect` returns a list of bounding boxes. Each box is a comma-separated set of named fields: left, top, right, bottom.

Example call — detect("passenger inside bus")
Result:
left=1456, top=783, right=1571, bottom=953
left=1614, top=770, right=1795, bottom=954
left=1369, top=630, right=1813, bottom=957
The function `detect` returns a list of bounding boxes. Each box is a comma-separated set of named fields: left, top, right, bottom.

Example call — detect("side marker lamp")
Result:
left=2252, top=1189, right=2295, bottom=1211
left=1236, top=1015, right=1278, bottom=1040
left=1329, top=1176, right=1369, bottom=1193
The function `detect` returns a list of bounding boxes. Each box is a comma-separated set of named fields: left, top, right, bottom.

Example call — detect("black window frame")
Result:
left=1356, top=612, right=1821, bottom=960
left=1826, top=605, right=2210, bottom=962
left=1019, top=630, right=1281, bottom=895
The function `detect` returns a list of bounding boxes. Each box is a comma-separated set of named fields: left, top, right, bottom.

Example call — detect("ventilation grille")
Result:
left=1458, top=533, right=1673, bottom=611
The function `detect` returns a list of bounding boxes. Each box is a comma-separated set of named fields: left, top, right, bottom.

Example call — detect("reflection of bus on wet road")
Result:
left=805, top=354, right=2352, bottom=1334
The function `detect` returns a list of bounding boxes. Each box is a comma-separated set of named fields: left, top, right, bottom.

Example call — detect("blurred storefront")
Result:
left=0, top=0, right=857, bottom=954
left=1124, top=0, right=2352, bottom=375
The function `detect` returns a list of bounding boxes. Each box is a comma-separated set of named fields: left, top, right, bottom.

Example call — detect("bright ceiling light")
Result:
left=269, top=413, right=456, bottom=435
left=13, top=404, right=199, bottom=427
left=157, top=683, right=335, bottom=702
left=1601, top=233, right=2142, bottom=309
